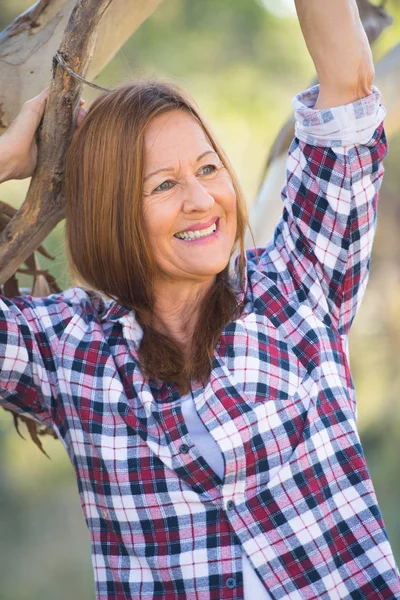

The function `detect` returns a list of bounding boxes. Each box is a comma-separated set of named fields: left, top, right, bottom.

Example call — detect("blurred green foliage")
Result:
left=0, top=1, right=400, bottom=599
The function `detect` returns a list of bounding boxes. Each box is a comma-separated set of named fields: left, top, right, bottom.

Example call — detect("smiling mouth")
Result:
left=174, top=219, right=218, bottom=241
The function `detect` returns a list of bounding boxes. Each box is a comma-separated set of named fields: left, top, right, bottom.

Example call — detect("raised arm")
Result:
left=295, top=0, right=374, bottom=108
left=251, top=3, right=387, bottom=338
left=0, top=94, right=88, bottom=425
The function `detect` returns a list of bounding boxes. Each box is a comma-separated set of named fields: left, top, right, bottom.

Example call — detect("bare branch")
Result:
left=0, top=0, right=114, bottom=285
left=0, top=0, right=53, bottom=39
left=0, top=0, right=164, bottom=132
left=356, top=0, right=393, bottom=45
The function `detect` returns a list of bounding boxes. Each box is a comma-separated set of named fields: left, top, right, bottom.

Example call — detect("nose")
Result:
left=182, top=176, right=215, bottom=213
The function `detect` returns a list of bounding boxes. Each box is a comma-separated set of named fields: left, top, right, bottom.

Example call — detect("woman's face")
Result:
left=142, top=110, right=237, bottom=285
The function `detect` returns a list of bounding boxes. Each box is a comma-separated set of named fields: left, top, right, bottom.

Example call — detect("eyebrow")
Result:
left=144, top=150, right=217, bottom=182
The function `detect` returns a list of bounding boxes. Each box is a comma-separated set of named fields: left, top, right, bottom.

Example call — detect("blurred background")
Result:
left=0, top=0, right=399, bottom=598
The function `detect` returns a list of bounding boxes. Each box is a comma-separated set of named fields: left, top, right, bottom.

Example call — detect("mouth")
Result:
left=174, top=218, right=219, bottom=241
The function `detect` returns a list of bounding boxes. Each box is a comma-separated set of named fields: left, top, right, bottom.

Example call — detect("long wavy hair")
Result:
left=65, top=79, right=249, bottom=392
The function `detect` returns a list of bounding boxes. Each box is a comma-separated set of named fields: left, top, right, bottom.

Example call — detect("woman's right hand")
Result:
left=0, top=90, right=87, bottom=184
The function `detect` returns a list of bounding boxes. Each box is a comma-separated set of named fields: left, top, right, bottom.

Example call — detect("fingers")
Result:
left=0, top=90, right=87, bottom=182
left=77, top=100, right=87, bottom=128
left=7, top=89, right=87, bottom=153
left=10, top=88, right=49, bottom=140
left=22, top=87, right=49, bottom=124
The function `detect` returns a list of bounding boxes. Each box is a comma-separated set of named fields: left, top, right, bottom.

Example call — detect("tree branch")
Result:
left=356, top=0, right=393, bottom=46
left=1, top=0, right=53, bottom=39
left=0, top=0, right=164, bottom=132
left=0, top=0, right=114, bottom=285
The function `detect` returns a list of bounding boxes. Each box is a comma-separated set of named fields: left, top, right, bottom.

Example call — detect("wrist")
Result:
left=0, top=134, right=25, bottom=183
left=0, top=136, right=13, bottom=183
left=0, top=166, right=12, bottom=185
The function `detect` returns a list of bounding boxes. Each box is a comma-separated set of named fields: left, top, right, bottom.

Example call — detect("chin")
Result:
left=185, top=261, right=230, bottom=279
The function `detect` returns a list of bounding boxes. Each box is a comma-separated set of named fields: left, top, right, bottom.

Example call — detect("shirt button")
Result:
left=179, top=444, right=189, bottom=454
left=226, top=577, right=236, bottom=589
left=226, top=500, right=235, bottom=511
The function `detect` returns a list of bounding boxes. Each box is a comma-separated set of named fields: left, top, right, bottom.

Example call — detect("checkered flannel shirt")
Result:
left=1, top=86, right=399, bottom=600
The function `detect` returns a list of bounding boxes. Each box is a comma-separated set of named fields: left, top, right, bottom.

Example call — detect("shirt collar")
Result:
left=100, top=250, right=249, bottom=343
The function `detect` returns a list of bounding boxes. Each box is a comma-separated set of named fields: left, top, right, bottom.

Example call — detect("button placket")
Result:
left=200, top=370, right=250, bottom=507
left=168, top=402, right=224, bottom=500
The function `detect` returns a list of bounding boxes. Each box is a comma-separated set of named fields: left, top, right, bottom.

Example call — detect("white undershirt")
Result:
left=180, top=391, right=271, bottom=599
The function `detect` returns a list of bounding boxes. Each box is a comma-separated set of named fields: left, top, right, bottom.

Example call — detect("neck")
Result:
left=152, top=276, right=216, bottom=345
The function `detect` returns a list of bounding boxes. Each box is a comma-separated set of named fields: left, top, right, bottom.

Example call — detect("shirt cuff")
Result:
left=293, top=84, right=386, bottom=147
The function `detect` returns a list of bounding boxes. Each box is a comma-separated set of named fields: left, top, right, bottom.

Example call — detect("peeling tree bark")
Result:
left=0, top=0, right=115, bottom=285
left=0, top=0, right=164, bottom=286
left=0, top=0, right=164, bottom=133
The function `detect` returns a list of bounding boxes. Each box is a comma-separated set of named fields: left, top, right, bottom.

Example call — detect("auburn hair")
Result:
left=65, top=79, right=249, bottom=392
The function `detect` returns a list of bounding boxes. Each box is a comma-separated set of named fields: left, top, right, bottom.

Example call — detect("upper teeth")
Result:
left=174, top=222, right=217, bottom=240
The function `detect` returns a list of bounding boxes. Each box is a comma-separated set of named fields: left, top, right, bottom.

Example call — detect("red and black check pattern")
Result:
left=1, top=87, right=399, bottom=599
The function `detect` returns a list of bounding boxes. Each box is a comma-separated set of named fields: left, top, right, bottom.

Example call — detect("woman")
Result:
left=0, top=1, right=399, bottom=598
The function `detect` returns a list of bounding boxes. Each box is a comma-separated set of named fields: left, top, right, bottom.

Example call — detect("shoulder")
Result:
left=2, top=286, right=110, bottom=334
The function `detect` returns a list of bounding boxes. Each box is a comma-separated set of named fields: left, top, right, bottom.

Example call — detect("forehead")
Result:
left=144, top=110, right=213, bottom=163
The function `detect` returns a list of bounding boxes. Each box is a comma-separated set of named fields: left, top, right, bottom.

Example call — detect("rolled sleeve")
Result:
left=293, top=84, right=386, bottom=147
left=252, top=86, right=388, bottom=336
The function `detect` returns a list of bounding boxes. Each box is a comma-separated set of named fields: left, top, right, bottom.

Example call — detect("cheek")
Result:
left=206, top=175, right=236, bottom=211
left=220, top=183, right=238, bottom=229
left=142, top=197, right=176, bottom=240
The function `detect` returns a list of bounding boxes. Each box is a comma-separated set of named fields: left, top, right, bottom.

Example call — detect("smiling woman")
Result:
left=142, top=111, right=237, bottom=285
left=66, top=80, right=248, bottom=388
left=1, top=1, right=400, bottom=599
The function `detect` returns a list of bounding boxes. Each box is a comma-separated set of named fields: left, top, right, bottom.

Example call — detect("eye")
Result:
left=199, top=164, right=217, bottom=176
left=154, top=180, right=174, bottom=193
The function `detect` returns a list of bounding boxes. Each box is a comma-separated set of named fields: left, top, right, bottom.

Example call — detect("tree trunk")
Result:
left=0, top=0, right=164, bottom=133
left=0, top=0, right=166, bottom=445
left=0, top=0, right=164, bottom=285
left=0, top=0, right=115, bottom=285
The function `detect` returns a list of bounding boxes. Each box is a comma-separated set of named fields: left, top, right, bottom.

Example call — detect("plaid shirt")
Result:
left=1, top=86, right=399, bottom=600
